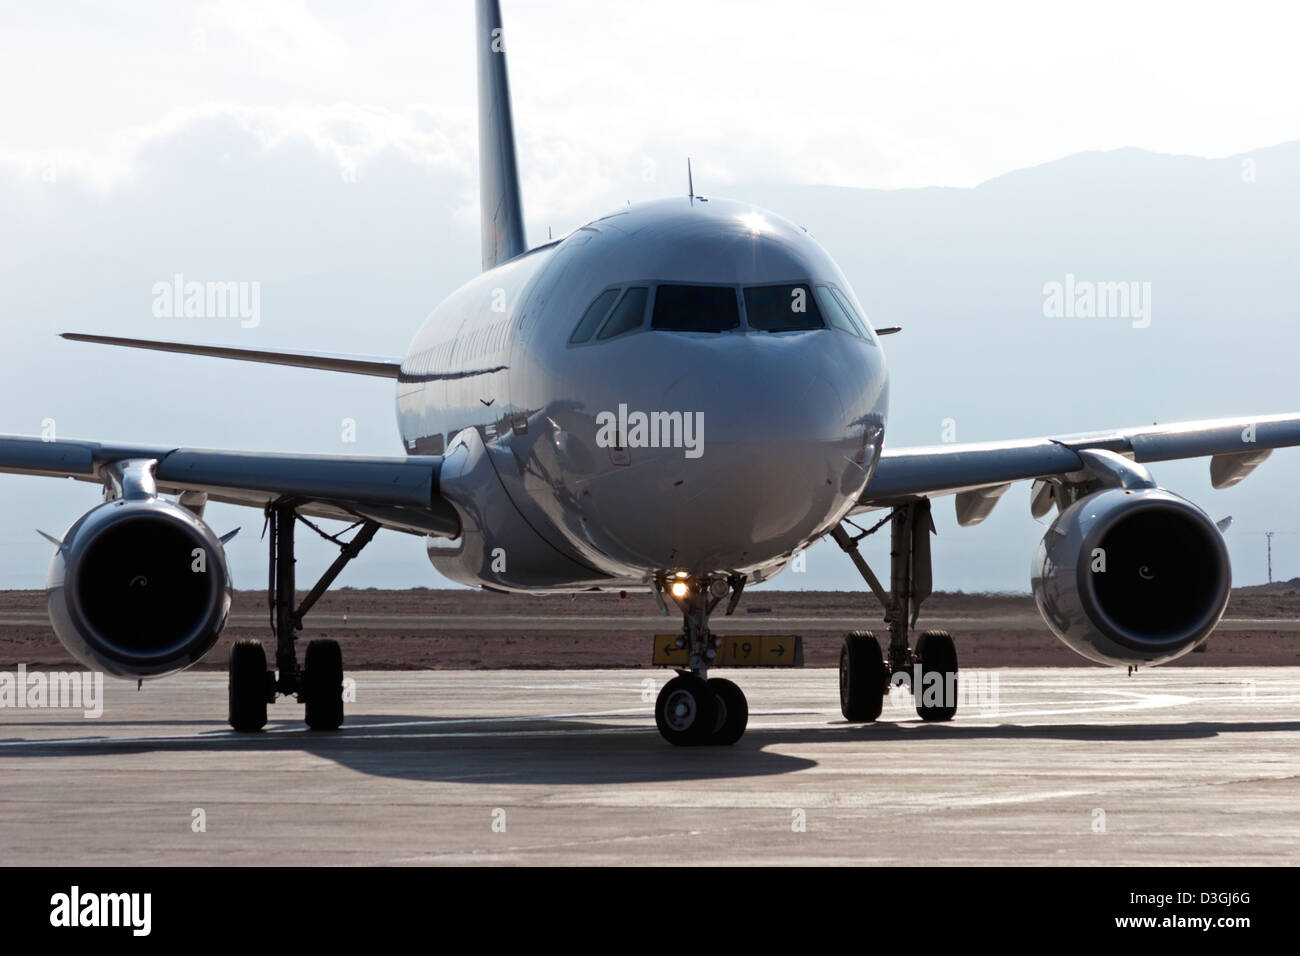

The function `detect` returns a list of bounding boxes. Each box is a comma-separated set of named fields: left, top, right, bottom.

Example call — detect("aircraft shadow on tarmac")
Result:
left=5, top=714, right=1300, bottom=785
left=0, top=713, right=813, bottom=784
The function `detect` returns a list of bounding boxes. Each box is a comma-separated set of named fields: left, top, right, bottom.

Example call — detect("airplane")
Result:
left=3, top=0, right=1298, bottom=747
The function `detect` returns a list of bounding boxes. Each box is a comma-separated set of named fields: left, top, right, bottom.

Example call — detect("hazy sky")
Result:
left=2, top=1, right=1299, bottom=594
left=4, top=1, right=1300, bottom=209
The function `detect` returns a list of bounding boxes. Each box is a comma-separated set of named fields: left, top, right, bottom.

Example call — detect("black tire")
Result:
left=707, top=678, right=748, bottom=745
left=303, top=639, right=344, bottom=731
left=840, top=630, right=886, bottom=722
left=655, top=674, right=716, bottom=746
left=915, top=629, right=958, bottom=722
left=228, top=640, right=268, bottom=732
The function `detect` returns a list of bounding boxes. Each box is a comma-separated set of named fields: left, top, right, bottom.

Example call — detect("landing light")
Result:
left=670, top=581, right=689, bottom=598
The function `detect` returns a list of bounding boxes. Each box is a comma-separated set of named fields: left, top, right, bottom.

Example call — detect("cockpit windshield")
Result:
left=571, top=280, right=871, bottom=344
left=743, top=283, right=824, bottom=332
left=651, top=285, right=740, bottom=332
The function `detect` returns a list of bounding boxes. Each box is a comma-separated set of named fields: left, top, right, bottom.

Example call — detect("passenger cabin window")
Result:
left=569, top=288, right=620, bottom=344
left=597, top=287, right=649, bottom=340
left=651, top=285, right=740, bottom=332
left=743, top=283, right=824, bottom=332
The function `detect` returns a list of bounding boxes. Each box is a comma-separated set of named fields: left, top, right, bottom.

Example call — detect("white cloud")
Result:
left=0, top=102, right=478, bottom=205
left=3, top=0, right=1299, bottom=197
left=201, top=0, right=350, bottom=74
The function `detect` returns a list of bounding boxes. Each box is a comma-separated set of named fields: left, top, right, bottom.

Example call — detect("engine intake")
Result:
left=1031, top=487, right=1230, bottom=666
left=47, top=497, right=232, bottom=678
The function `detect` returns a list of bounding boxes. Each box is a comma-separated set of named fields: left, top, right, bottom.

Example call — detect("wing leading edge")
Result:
left=61, top=332, right=405, bottom=378
left=60, top=333, right=512, bottom=382
left=0, top=435, right=459, bottom=538
left=861, top=412, right=1300, bottom=513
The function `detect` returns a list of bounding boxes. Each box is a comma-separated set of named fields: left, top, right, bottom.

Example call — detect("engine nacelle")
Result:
left=46, top=497, right=232, bottom=678
left=1031, top=487, right=1230, bottom=666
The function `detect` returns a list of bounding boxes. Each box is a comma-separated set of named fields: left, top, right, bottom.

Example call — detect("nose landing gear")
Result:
left=653, top=672, right=751, bottom=746
left=652, top=573, right=751, bottom=746
left=654, top=674, right=716, bottom=745
left=707, top=677, right=749, bottom=745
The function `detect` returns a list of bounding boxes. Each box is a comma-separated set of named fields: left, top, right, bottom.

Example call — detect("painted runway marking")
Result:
left=5, top=684, right=1297, bottom=750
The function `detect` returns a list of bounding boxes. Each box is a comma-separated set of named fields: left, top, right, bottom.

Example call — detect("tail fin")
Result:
left=476, top=0, right=527, bottom=271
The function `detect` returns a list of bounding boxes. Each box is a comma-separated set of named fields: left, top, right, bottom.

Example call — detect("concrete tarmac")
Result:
left=2, top=667, right=1298, bottom=865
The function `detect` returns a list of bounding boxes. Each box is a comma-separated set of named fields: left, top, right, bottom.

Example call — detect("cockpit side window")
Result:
left=830, top=286, right=876, bottom=343
left=743, top=283, right=824, bottom=332
left=813, top=284, right=860, bottom=337
left=651, top=284, right=741, bottom=332
left=597, top=286, right=649, bottom=340
left=569, top=288, right=620, bottom=344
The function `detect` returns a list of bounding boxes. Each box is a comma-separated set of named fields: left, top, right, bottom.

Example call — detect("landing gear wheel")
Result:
left=655, top=674, right=717, bottom=746
left=840, top=630, right=886, bottom=722
left=707, top=678, right=748, bottom=745
left=228, top=640, right=269, bottom=732
left=303, top=638, right=345, bottom=731
left=915, top=629, right=958, bottom=722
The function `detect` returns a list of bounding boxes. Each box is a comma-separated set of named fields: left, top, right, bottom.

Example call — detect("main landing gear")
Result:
left=831, top=499, right=959, bottom=724
left=652, top=573, right=750, bottom=746
left=227, top=501, right=379, bottom=732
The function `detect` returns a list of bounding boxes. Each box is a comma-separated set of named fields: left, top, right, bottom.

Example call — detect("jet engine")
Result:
left=46, top=493, right=232, bottom=678
left=1031, top=486, right=1230, bottom=666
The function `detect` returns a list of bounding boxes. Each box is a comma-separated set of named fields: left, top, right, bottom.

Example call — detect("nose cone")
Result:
left=564, top=330, right=885, bottom=574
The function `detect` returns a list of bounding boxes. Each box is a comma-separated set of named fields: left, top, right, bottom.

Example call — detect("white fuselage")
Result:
left=397, top=197, right=889, bottom=591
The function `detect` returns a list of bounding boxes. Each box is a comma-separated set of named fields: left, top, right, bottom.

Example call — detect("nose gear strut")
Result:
left=651, top=572, right=750, bottom=746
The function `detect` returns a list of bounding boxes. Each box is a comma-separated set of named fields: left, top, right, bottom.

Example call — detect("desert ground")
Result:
left=3, top=582, right=1299, bottom=670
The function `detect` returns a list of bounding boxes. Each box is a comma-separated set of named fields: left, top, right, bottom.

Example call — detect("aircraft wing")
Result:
left=858, top=412, right=1300, bottom=523
left=60, top=333, right=404, bottom=378
left=0, top=435, right=460, bottom=538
